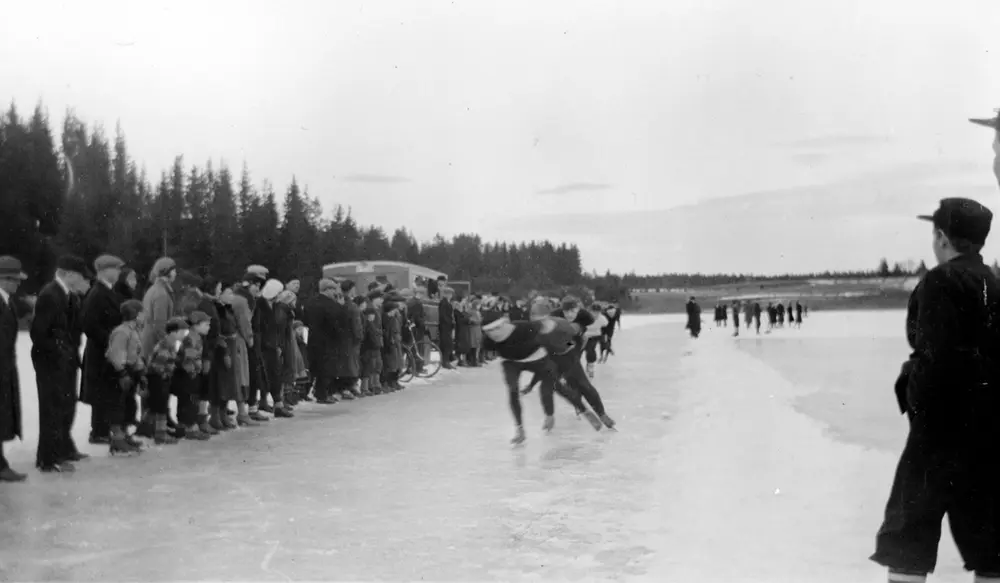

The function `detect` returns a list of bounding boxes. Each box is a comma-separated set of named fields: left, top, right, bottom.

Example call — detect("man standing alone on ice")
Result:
left=870, top=198, right=1000, bottom=582
left=0, top=257, right=28, bottom=482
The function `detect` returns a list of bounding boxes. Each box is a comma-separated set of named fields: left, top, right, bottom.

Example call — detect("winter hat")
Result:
left=57, top=254, right=91, bottom=278
left=530, top=299, right=551, bottom=318
left=353, top=296, right=366, bottom=306
left=276, top=290, right=296, bottom=305
left=363, top=305, right=376, bottom=316
left=247, top=264, right=269, bottom=277
left=199, top=276, right=219, bottom=295
left=261, top=279, right=283, bottom=300
left=482, top=312, right=507, bottom=332
left=176, top=269, right=203, bottom=290
left=285, top=279, right=300, bottom=293
left=291, top=320, right=304, bottom=330
left=318, top=278, right=338, bottom=293
left=399, top=288, right=414, bottom=299
left=367, top=281, right=382, bottom=291
left=165, top=316, right=190, bottom=334
left=119, top=299, right=144, bottom=321
left=150, top=257, right=177, bottom=280
left=241, top=272, right=265, bottom=286
left=188, top=311, right=211, bottom=326
left=367, top=289, right=384, bottom=301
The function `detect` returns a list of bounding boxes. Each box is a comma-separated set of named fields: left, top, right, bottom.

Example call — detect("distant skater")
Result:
left=731, top=301, right=740, bottom=337
left=766, top=302, right=776, bottom=333
left=753, top=302, right=762, bottom=335
left=743, top=301, right=752, bottom=330
left=794, top=301, right=803, bottom=328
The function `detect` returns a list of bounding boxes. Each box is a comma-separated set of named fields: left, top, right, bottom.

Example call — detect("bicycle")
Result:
left=398, top=323, right=442, bottom=383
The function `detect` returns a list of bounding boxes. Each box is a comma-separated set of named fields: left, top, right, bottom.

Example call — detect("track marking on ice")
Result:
left=260, top=540, right=291, bottom=581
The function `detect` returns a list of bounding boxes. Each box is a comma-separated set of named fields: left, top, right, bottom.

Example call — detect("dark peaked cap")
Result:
left=970, top=110, right=1000, bottom=130
left=918, top=198, right=993, bottom=245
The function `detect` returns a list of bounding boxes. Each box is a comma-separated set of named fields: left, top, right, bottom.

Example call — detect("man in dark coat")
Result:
left=0, top=257, right=28, bottom=482
left=684, top=296, right=701, bottom=338
left=306, top=279, right=342, bottom=404
left=871, top=198, right=1000, bottom=581
left=31, top=255, right=91, bottom=473
left=438, top=287, right=456, bottom=369
left=258, top=279, right=292, bottom=417
left=80, top=254, right=125, bottom=445
left=336, top=281, right=364, bottom=398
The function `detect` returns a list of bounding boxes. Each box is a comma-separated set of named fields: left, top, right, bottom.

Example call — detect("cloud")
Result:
left=779, top=134, right=892, bottom=150
left=340, top=174, right=410, bottom=184
left=535, top=182, right=612, bottom=196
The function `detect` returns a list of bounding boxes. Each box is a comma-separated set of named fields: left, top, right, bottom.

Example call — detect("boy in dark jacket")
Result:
left=147, top=317, right=188, bottom=445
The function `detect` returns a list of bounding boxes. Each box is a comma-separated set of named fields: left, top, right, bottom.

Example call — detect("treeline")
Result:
left=616, top=258, right=934, bottom=290
left=0, top=102, right=591, bottom=299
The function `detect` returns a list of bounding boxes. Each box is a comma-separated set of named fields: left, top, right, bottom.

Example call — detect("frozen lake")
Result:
left=0, top=310, right=970, bottom=582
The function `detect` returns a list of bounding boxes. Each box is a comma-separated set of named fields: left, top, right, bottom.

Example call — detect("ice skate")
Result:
left=154, top=431, right=178, bottom=445
left=183, top=427, right=211, bottom=440
left=542, top=415, right=555, bottom=432
left=586, top=363, right=595, bottom=378
left=600, top=414, right=617, bottom=431
left=237, top=414, right=260, bottom=427
left=582, top=410, right=603, bottom=431
left=511, top=426, right=526, bottom=445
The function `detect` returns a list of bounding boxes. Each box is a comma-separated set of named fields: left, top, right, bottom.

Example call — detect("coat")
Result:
left=214, top=302, right=242, bottom=401
left=140, top=278, right=174, bottom=357
left=466, top=309, right=483, bottom=350
left=0, top=294, right=22, bottom=441
left=335, top=300, right=364, bottom=378
left=382, top=309, right=403, bottom=373
left=273, top=302, right=296, bottom=384
left=197, top=296, right=223, bottom=399
left=455, top=309, right=470, bottom=354
left=305, top=295, right=341, bottom=381
left=361, top=315, right=383, bottom=377
left=80, top=280, right=123, bottom=405
left=228, top=294, right=253, bottom=392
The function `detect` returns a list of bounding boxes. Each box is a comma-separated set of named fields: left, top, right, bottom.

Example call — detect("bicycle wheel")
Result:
left=415, top=339, right=442, bottom=379
left=398, top=347, right=416, bottom=384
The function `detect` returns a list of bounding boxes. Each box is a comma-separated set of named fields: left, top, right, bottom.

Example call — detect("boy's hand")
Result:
left=203, top=360, right=212, bottom=374
left=224, top=354, right=232, bottom=369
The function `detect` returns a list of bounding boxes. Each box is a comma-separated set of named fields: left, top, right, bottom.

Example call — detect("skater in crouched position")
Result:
left=871, top=198, right=1000, bottom=583
left=483, top=313, right=571, bottom=445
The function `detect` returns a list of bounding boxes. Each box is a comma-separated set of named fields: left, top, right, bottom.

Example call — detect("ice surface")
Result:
left=0, top=312, right=970, bottom=582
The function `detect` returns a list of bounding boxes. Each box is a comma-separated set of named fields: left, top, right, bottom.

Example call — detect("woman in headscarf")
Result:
left=137, top=257, right=177, bottom=437
left=224, top=283, right=259, bottom=427
left=114, top=267, right=138, bottom=301
left=466, top=299, right=483, bottom=367
left=273, top=290, right=301, bottom=406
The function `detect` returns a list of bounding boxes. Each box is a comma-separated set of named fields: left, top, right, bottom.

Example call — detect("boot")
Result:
left=586, top=363, right=595, bottom=378
left=125, top=434, right=145, bottom=449
left=259, top=402, right=275, bottom=414
left=273, top=405, right=294, bottom=418
left=209, top=407, right=227, bottom=432
left=154, top=416, right=178, bottom=445
left=249, top=409, right=270, bottom=422
left=109, top=426, right=141, bottom=456
left=340, top=390, right=355, bottom=401
left=542, top=415, right=555, bottom=432
left=198, top=414, right=219, bottom=435
left=221, top=413, right=238, bottom=430
left=184, top=426, right=211, bottom=440
left=511, top=426, right=526, bottom=445
left=136, top=416, right=155, bottom=438
left=237, top=414, right=260, bottom=427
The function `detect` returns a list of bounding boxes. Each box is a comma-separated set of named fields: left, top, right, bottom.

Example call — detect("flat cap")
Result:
left=318, top=278, right=339, bottom=292
left=241, top=272, right=266, bottom=285
left=0, top=256, right=27, bottom=280
left=93, top=254, right=125, bottom=272
left=918, top=197, right=994, bottom=245
left=57, top=254, right=91, bottom=277
left=246, top=264, right=269, bottom=276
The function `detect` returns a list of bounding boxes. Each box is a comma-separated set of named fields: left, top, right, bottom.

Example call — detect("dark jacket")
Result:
left=0, top=295, right=23, bottom=441
left=80, top=280, right=123, bottom=404
left=899, top=254, right=1000, bottom=445
left=335, top=300, right=364, bottom=378
left=30, top=280, right=81, bottom=368
left=305, top=295, right=341, bottom=380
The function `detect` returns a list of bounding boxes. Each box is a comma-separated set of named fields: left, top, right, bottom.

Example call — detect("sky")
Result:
left=3, top=0, right=1000, bottom=275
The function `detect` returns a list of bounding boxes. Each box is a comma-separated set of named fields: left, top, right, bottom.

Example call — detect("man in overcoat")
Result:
left=80, top=254, right=125, bottom=444
left=0, top=257, right=28, bottom=482
left=306, top=279, right=342, bottom=404
left=336, top=281, right=364, bottom=399
left=31, top=255, right=91, bottom=473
